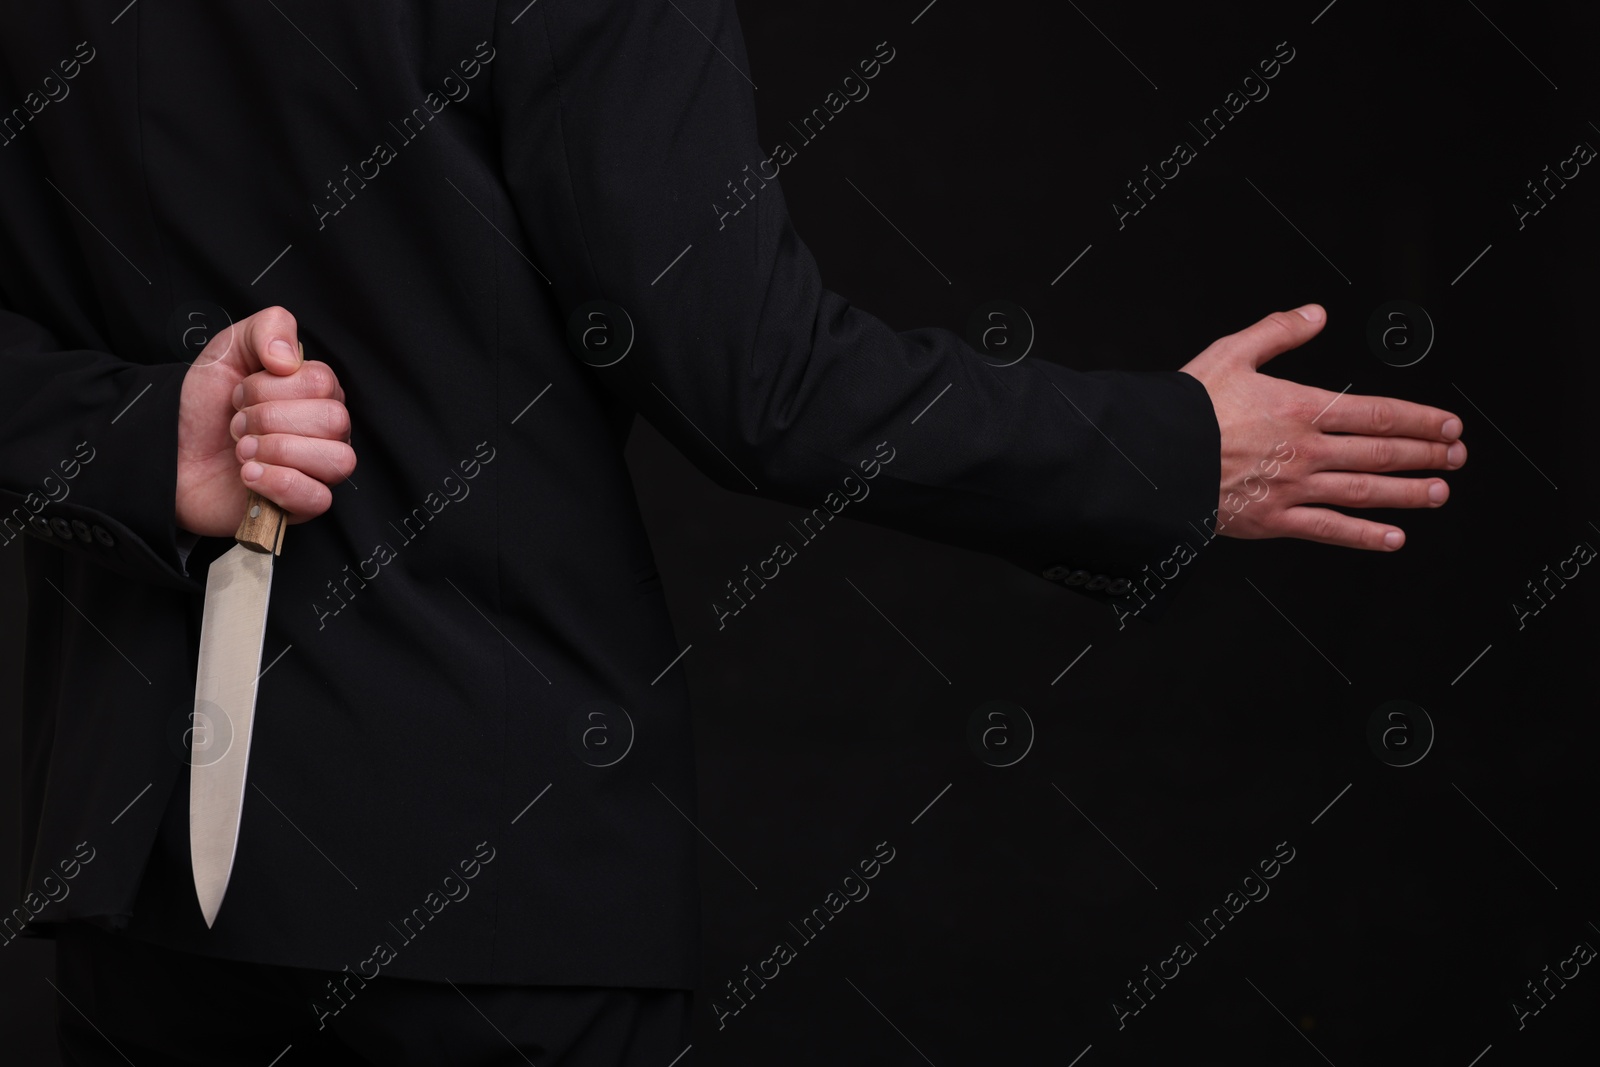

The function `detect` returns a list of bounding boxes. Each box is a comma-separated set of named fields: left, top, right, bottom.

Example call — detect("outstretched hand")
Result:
left=1179, top=304, right=1465, bottom=551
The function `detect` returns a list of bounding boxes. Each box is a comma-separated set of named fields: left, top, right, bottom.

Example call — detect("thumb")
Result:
left=1224, top=304, right=1326, bottom=370
left=236, top=306, right=303, bottom=377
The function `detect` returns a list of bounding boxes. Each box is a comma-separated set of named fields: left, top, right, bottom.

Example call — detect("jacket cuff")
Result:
left=0, top=362, right=201, bottom=592
left=1015, top=365, right=1220, bottom=622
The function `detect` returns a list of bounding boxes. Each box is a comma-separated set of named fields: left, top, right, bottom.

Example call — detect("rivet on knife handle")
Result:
left=235, top=490, right=286, bottom=555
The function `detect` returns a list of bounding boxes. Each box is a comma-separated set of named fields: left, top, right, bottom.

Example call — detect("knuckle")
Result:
left=1311, top=512, right=1341, bottom=541
left=1292, top=395, right=1325, bottom=423
left=1367, top=402, right=1393, bottom=434
left=257, top=305, right=297, bottom=333
left=242, top=367, right=275, bottom=397
left=306, top=482, right=333, bottom=515
left=252, top=405, right=280, bottom=435
left=264, top=464, right=296, bottom=496
left=270, top=405, right=300, bottom=436
left=298, top=362, right=334, bottom=396
left=1368, top=439, right=1395, bottom=468
left=1343, top=474, right=1371, bottom=505
left=272, top=440, right=300, bottom=471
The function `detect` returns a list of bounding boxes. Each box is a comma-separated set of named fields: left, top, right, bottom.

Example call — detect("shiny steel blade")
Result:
left=190, top=543, right=274, bottom=928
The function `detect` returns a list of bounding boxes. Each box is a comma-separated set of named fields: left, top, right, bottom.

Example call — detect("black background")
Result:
left=5, top=0, right=1598, bottom=1063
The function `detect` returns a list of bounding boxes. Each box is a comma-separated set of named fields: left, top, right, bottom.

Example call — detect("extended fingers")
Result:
left=1314, top=391, right=1462, bottom=441
left=1274, top=506, right=1406, bottom=551
left=1314, top=434, right=1466, bottom=473
left=1300, top=472, right=1448, bottom=510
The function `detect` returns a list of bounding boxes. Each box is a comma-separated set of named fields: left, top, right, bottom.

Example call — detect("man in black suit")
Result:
left=0, top=2, right=1465, bottom=1063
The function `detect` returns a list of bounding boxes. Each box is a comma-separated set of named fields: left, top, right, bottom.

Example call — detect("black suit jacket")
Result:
left=0, top=1, right=1218, bottom=988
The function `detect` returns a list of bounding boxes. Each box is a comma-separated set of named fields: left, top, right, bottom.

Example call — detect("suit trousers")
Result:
left=52, top=921, right=694, bottom=1066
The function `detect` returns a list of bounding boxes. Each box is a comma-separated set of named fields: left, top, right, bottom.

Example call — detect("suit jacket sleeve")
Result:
left=490, top=0, right=1221, bottom=608
left=0, top=299, right=200, bottom=591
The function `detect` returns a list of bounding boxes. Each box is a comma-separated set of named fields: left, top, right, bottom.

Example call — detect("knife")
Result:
left=190, top=487, right=286, bottom=928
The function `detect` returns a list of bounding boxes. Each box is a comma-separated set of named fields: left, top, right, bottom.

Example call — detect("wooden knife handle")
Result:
left=234, top=490, right=287, bottom=555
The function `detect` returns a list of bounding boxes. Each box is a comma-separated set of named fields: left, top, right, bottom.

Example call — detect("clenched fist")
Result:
left=1179, top=304, right=1466, bottom=551
left=176, top=306, right=356, bottom=538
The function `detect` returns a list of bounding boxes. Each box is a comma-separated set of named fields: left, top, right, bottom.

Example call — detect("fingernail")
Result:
left=1441, top=417, right=1461, bottom=439
left=242, top=461, right=264, bottom=481
left=298, top=340, right=305, bottom=362
left=232, top=383, right=245, bottom=409
left=230, top=411, right=246, bottom=440
left=1296, top=304, right=1323, bottom=323
left=238, top=435, right=258, bottom=459
left=270, top=339, right=295, bottom=361
left=1383, top=530, right=1403, bottom=549
left=1427, top=480, right=1447, bottom=504
left=1447, top=441, right=1466, bottom=467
